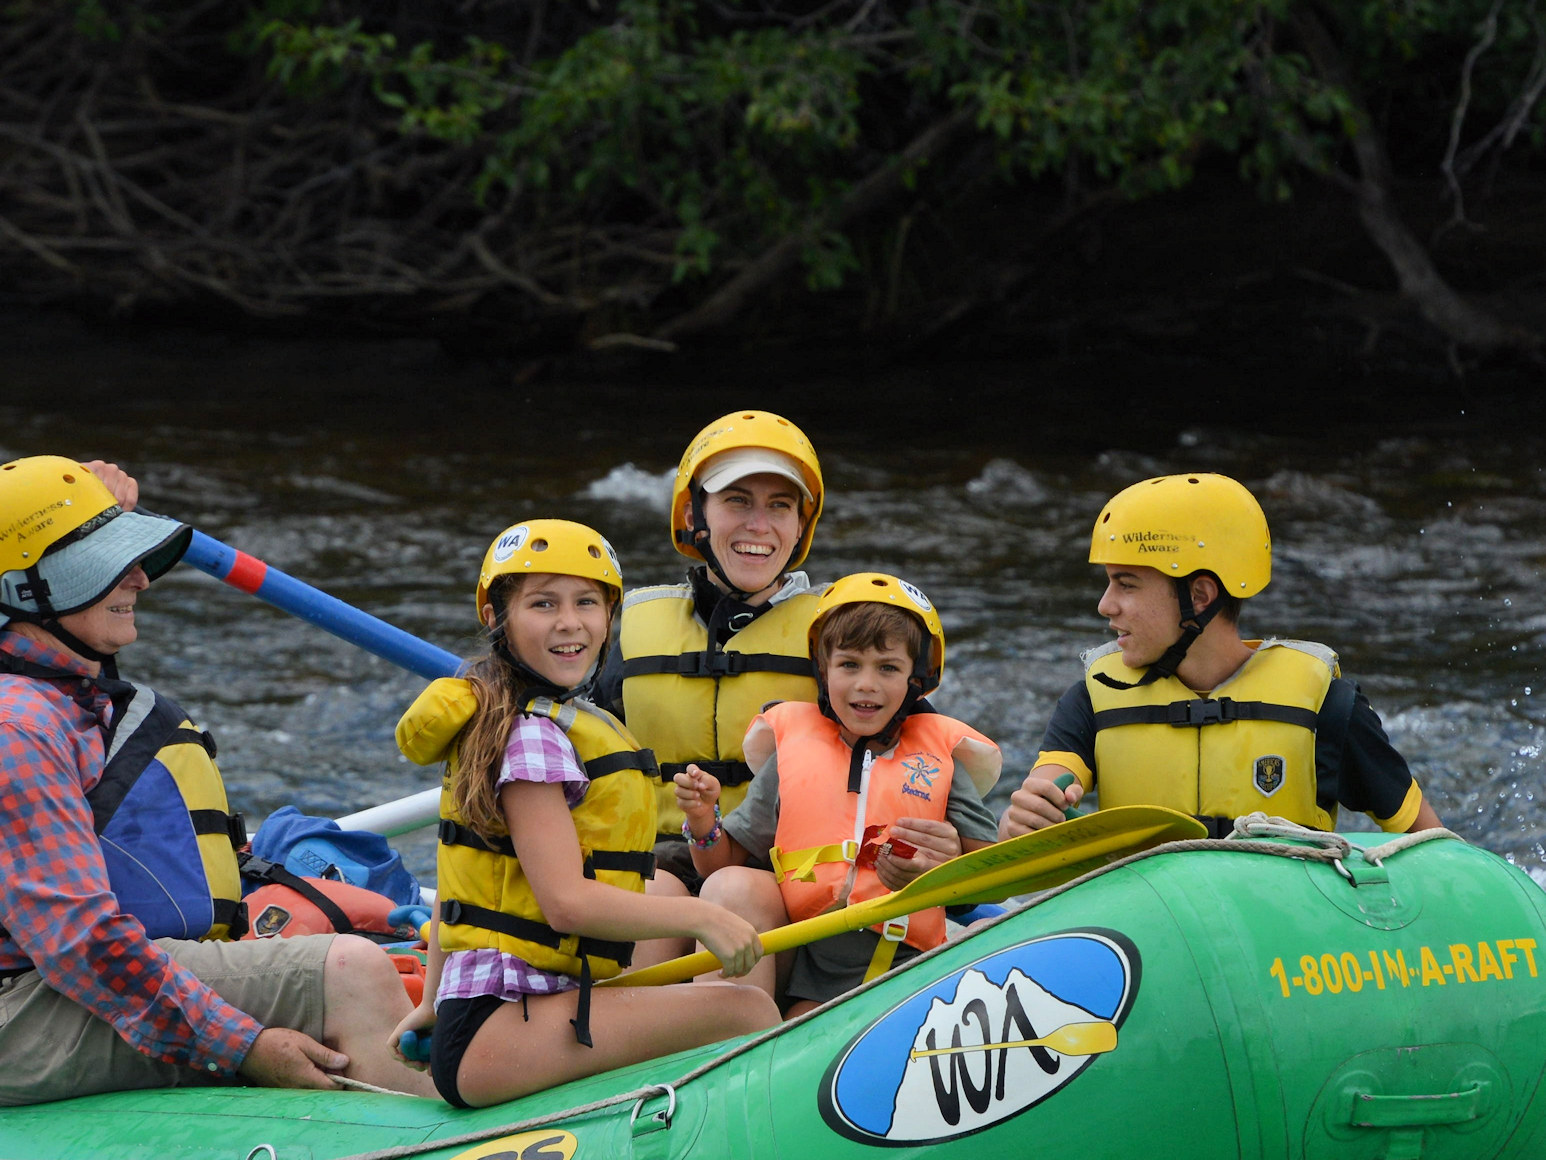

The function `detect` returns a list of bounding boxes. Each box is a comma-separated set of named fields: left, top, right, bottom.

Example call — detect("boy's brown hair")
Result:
left=813, top=601, right=925, bottom=673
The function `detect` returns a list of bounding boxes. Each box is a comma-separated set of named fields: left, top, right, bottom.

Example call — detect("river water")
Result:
left=3, top=314, right=1543, bottom=887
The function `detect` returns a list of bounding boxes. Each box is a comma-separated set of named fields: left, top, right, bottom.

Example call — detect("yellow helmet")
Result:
left=0, top=455, right=189, bottom=627
left=1089, top=473, right=1271, bottom=597
left=808, top=572, right=946, bottom=696
left=475, top=518, right=623, bottom=622
left=670, top=410, right=823, bottom=568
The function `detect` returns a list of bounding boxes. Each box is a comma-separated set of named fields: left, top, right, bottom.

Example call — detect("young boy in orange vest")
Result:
left=674, top=573, right=1001, bottom=1015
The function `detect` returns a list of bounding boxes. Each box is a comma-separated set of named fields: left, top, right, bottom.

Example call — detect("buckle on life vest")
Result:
left=770, top=839, right=860, bottom=883
left=680, top=650, right=747, bottom=678
left=1167, top=697, right=1237, bottom=727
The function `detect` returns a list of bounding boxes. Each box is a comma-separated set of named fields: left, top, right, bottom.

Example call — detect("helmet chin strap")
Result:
left=11, top=569, right=120, bottom=677
left=18, top=613, right=120, bottom=679
left=1092, top=578, right=1219, bottom=691
left=684, top=485, right=791, bottom=603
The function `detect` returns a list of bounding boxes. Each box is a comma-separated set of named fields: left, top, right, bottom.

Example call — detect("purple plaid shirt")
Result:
left=0, top=631, right=260, bottom=1075
left=437, top=712, right=590, bottom=1003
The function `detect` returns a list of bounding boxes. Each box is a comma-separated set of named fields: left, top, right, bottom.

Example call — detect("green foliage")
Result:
left=68, top=0, right=1546, bottom=301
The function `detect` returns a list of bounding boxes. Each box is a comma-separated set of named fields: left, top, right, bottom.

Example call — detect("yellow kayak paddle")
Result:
left=602, top=803, right=1205, bottom=988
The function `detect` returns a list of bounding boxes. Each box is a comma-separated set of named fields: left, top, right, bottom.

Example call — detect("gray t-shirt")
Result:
left=722, top=742, right=1000, bottom=861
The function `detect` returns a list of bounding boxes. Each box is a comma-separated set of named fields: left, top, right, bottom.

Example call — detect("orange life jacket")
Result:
left=764, top=701, right=991, bottom=953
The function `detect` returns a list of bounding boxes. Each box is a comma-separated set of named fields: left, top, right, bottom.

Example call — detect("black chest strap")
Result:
left=656, top=759, right=754, bottom=788
left=437, top=819, right=657, bottom=880
left=1093, top=696, right=1319, bottom=732
left=622, top=650, right=813, bottom=680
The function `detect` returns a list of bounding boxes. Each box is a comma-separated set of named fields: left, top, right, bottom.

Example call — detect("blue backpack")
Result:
left=247, top=806, right=421, bottom=907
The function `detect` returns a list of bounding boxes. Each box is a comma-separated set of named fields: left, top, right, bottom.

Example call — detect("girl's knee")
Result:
left=696, top=982, right=779, bottom=1033
left=646, top=870, right=692, bottom=898
left=730, top=985, right=781, bottom=1031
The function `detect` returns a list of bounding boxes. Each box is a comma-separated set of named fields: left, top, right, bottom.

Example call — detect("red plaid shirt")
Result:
left=0, top=631, right=260, bottom=1075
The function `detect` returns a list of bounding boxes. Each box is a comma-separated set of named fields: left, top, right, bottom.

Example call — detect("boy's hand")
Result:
left=998, top=769, right=1084, bottom=839
left=874, top=818, right=962, bottom=890
left=673, top=764, right=722, bottom=831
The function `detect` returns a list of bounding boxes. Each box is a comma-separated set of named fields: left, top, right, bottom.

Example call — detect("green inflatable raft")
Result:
left=3, top=819, right=1544, bottom=1160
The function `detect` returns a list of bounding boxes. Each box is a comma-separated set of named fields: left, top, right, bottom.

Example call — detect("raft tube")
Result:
left=2, top=828, right=1543, bottom=1160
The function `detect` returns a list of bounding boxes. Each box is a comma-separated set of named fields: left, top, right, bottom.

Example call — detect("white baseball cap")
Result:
left=695, top=447, right=814, bottom=502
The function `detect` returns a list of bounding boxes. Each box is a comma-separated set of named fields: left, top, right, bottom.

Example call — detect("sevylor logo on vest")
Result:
left=819, top=929, right=1139, bottom=1145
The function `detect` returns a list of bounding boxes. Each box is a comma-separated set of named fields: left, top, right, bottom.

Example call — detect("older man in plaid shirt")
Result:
left=0, top=456, right=432, bottom=1105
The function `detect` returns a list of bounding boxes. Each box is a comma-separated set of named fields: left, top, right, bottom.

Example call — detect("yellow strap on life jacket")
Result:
left=862, top=916, right=910, bottom=983
left=770, top=838, right=859, bottom=884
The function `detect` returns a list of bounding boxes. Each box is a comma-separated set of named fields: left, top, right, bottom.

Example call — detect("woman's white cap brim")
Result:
left=695, top=448, right=813, bottom=502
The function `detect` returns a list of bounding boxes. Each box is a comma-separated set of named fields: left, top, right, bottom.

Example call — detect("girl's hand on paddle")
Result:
left=998, top=770, right=1084, bottom=839
left=674, top=764, right=722, bottom=832
left=693, top=901, right=763, bottom=979
left=239, top=1027, right=347, bottom=1090
left=876, top=818, right=962, bottom=890
left=389, top=1002, right=437, bottom=1072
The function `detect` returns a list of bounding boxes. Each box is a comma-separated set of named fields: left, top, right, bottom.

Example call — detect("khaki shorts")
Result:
left=0, top=934, right=332, bottom=1106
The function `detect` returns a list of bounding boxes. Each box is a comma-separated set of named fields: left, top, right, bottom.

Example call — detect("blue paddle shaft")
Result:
left=181, top=529, right=461, bottom=681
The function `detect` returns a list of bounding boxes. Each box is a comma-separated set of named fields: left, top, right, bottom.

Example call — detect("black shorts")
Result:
left=653, top=835, right=706, bottom=895
left=784, top=929, right=920, bottom=1007
left=430, top=994, right=511, bottom=1107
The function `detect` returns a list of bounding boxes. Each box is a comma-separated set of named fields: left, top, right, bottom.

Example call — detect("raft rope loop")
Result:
left=335, top=817, right=1467, bottom=1160
left=629, top=1083, right=676, bottom=1130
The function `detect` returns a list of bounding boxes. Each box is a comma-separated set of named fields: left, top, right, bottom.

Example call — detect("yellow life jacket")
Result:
left=764, top=702, right=995, bottom=955
left=405, top=679, right=658, bottom=979
left=618, top=581, right=822, bottom=836
left=1085, top=638, right=1338, bottom=830
left=94, top=681, right=246, bottom=940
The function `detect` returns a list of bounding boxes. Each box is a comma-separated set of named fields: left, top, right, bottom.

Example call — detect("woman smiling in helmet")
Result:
left=595, top=411, right=829, bottom=962
left=999, top=473, right=1444, bottom=839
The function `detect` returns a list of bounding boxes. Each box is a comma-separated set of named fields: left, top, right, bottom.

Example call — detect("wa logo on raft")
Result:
left=819, top=929, right=1140, bottom=1145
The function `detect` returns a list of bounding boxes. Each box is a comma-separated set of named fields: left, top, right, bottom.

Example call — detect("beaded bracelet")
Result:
left=682, top=803, right=723, bottom=849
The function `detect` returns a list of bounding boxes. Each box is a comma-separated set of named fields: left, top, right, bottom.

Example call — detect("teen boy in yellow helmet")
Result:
left=998, top=473, right=1444, bottom=839
left=595, top=412, right=827, bottom=953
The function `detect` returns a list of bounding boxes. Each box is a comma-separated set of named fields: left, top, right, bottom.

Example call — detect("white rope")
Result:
left=1225, top=812, right=1353, bottom=858
left=1359, top=827, right=1465, bottom=864
left=328, top=1075, right=416, bottom=1096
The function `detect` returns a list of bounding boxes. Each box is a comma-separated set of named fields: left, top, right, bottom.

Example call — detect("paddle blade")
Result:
left=939, top=805, right=1206, bottom=906
left=1045, top=1019, right=1118, bottom=1056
